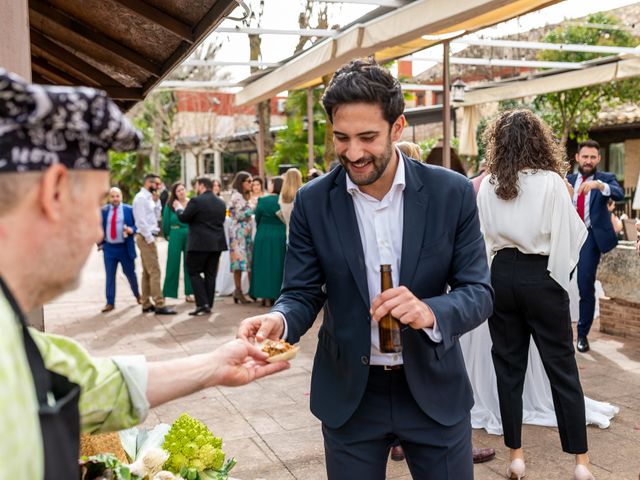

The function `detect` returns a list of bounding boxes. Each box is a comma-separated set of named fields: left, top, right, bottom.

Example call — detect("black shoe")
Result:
left=576, top=336, right=590, bottom=353
left=155, top=306, right=177, bottom=315
left=188, top=305, right=211, bottom=316
left=142, top=305, right=155, bottom=313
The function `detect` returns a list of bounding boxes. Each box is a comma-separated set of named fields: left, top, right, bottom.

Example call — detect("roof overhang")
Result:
left=235, top=0, right=560, bottom=106
left=29, top=0, right=239, bottom=110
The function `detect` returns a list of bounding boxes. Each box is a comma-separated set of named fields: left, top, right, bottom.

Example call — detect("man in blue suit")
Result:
left=238, top=59, right=493, bottom=479
left=100, top=187, right=140, bottom=312
left=567, top=140, right=624, bottom=353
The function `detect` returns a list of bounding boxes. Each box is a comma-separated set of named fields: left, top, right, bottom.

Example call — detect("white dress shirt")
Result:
left=105, top=204, right=125, bottom=244
left=281, top=150, right=441, bottom=366
left=477, top=170, right=587, bottom=292
left=132, top=188, right=160, bottom=243
left=571, top=173, right=611, bottom=228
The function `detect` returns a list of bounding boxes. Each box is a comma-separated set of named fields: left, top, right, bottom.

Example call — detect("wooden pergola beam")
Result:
left=30, top=0, right=162, bottom=77
left=102, top=87, right=145, bottom=100
left=30, top=29, right=124, bottom=87
left=32, top=56, right=81, bottom=85
left=111, top=0, right=194, bottom=43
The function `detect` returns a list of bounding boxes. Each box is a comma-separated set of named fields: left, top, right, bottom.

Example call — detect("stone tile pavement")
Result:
left=44, top=240, right=640, bottom=479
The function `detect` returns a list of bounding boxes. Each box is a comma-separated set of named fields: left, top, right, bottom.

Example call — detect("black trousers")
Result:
left=488, top=248, right=588, bottom=454
left=186, top=251, right=221, bottom=308
left=322, top=366, right=473, bottom=480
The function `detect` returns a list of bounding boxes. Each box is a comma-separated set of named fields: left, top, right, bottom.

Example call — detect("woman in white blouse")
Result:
left=477, top=110, right=594, bottom=480
left=278, top=168, right=303, bottom=239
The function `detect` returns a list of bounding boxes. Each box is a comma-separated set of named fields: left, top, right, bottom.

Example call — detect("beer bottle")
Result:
left=378, top=264, right=402, bottom=353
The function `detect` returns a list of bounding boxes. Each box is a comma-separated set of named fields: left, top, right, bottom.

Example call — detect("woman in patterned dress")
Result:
left=228, top=171, right=254, bottom=304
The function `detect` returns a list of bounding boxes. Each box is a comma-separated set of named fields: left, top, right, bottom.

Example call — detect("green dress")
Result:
left=162, top=206, right=193, bottom=298
left=249, top=194, right=286, bottom=300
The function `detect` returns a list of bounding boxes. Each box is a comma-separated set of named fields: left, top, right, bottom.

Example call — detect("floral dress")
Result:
left=228, top=191, right=254, bottom=271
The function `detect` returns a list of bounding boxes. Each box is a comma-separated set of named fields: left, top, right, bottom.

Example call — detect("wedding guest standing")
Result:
left=162, top=182, right=194, bottom=303
left=250, top=177, right=286, bottom=307
left=250, top=176, right=265, bottom=208
left=477, top=110, right=594, bottom=480
left=228, top=171, right=254, bottom=304
left=212, top=178, right=223, bottom=197
left=278, top=168, right=303, bottom=239
left=99, top=187, right=140, bottom=313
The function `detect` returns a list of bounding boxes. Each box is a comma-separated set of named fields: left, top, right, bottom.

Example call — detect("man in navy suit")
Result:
left=100, top=187, right=140, bottom=312
left=567, top=140, right=624, bottom=353
left=238, top=59, right=493, bottom=479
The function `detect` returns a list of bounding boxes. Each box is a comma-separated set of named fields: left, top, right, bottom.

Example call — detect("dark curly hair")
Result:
left=321, top=58, right=405, bottom=126
left=483, top=109, right=567, bottom=200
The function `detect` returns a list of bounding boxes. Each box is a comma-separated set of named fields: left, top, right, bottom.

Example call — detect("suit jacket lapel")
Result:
left=330, top=169, right=370, bottom=309
left=400, top=158, right=429, bottom=287
left=589, top=171, right=600, bottom=209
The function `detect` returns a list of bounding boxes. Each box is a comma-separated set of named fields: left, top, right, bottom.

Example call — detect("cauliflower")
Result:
left=162, top=414, right=225, bottom=473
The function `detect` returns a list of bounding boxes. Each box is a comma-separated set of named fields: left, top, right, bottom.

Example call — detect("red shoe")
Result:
left=390, top=445, right=405, bottom=462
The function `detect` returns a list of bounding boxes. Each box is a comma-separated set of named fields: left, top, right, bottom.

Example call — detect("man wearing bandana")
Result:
left=0, top=70, right=290, bottom=480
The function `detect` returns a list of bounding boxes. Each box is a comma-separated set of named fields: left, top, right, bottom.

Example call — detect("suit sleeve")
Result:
left=129, top=206, right=137, bottom=234
left=271, top=191, right=327, bottom=343
left=602, top=173, right=624, bottom=201
left=175, top=198, right=197, bottom=223
left=424, top=181, right=494, bottom=357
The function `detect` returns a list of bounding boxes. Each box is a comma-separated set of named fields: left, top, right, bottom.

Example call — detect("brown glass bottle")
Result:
left=378, top=264, right=402, bottom=353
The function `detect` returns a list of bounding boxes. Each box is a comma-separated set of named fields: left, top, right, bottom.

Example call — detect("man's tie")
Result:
left=110, top=206, right=117, bottom=240
left=576, top=175, right=588, bottom=222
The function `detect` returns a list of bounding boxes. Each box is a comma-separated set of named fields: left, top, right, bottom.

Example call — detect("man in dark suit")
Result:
left=174, top=176, right=227, bottom=316
left=238, top=59, right=493, bottom=479
left=567, top=139, right=624, bottom=353
left=100, top=187, right=140, bottom=312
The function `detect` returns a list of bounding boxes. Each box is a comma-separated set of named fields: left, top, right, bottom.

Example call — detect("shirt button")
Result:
left=361, top=355, right=369, bottom=365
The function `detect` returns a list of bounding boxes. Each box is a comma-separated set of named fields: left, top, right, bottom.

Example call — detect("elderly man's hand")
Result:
left=370, top=286, right=435, bottom=330
left=208, top=339, right=289, bottom=387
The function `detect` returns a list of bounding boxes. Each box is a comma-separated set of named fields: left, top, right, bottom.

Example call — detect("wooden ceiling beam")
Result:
left=30, top=0, right=162, bottom=77
left=111, top=0, right=194, bottom=43
left=32, top=56, right=81, bottom=85
left=102, top=87, right=144, bottom=100
left=30, top=29, right=125, bottom=87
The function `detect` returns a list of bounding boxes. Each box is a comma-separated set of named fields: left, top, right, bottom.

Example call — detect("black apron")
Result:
left=1, top=279, right=81, bottom=479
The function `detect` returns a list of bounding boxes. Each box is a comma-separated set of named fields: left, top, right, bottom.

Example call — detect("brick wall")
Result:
left=600, top=297, right=640, bottom=340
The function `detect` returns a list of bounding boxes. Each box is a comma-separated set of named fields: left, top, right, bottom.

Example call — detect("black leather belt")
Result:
left=371, top=364, right=403, bottom=371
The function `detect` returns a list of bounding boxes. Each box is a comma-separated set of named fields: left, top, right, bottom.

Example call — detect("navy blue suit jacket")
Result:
left=273, top=155, right=494, bottom=429
left=101, top=204, right=137, bottom=260
left=567, top=171, right=624, bottom=254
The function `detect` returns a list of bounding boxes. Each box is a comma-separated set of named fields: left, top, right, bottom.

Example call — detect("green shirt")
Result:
left=0, top=289, right=148, bottom=479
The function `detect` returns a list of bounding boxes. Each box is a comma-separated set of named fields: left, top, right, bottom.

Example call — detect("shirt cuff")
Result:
left=421, top=305, right=442, bottom=343
left=600, top=182, right=611, bottom=196
left=111, top=355, right=150, bottom=423
left=271, top=311, right=288, bottom=340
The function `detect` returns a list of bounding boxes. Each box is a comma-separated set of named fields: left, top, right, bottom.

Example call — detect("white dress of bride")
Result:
left=460, top=319, right=619, bottom=435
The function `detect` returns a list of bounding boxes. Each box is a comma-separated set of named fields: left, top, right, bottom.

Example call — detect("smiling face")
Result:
left=332, top=102, right=404, bottom=188
left=576, top=146, right=601, bottom=176
left=175, top=184, right=186, bottom=201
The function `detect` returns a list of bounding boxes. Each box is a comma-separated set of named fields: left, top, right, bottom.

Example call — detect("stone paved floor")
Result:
left=44, top=240, right=640, bottom=479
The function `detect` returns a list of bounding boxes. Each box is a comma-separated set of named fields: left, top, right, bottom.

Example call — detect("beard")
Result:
left=578, top=164, right=596, bottom=176
left=339, top=137, right=393, bottom=186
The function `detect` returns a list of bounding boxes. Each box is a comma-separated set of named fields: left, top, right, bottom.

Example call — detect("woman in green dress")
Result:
left=162, top=182, right=194, bottom=302
left=249, top=176, right=286, bottom=307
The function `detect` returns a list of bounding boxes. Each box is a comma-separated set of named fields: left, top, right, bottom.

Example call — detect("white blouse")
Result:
left=477, top=169, right=587, bottom=292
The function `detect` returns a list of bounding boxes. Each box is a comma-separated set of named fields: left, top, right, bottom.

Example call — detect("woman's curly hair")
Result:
left=483, top=109, right=568, bottom=200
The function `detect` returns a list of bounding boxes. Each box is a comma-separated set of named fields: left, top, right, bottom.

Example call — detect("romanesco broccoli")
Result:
left=162, top=414, right=225, bottom=473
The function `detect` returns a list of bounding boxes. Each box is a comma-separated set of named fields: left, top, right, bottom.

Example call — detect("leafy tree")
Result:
left=266, top=89, right=326, bottom=175
left=533, top=13, right=640, bottom=147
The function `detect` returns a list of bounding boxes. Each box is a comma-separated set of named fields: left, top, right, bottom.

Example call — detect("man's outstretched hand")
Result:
left=237, top=313, right=285, bottom=344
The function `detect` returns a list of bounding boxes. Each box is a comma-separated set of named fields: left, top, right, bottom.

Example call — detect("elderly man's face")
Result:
left=45, top=170, right=109, bottom=297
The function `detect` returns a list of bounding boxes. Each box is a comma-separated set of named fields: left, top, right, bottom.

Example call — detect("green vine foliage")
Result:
left=533, top=13, right=640, bottom=146
left=266, top=89, right=326, bottom=175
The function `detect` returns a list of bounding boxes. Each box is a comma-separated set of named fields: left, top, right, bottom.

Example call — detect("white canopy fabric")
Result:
left=235, top=0, right=561, bottom=106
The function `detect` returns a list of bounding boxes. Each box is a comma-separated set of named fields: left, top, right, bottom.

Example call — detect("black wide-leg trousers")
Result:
left=488, top=248, right=588, bottom=454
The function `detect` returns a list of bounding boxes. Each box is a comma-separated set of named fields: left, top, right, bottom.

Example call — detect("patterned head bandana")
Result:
left=0, top=69, right=142, bottom=173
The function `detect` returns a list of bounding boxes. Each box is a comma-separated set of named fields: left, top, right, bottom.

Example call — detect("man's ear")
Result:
left=38, top=164, right=69, bottom=223
left=391, top=115, right=406, bottom=142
